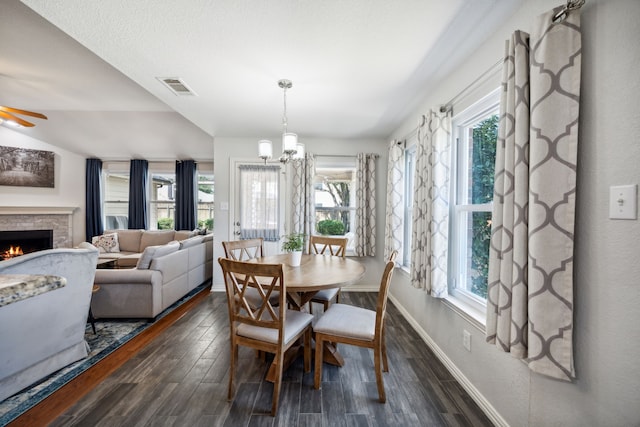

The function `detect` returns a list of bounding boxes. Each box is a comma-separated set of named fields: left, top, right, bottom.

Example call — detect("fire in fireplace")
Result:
left=0, top=230, right=54, bottom=260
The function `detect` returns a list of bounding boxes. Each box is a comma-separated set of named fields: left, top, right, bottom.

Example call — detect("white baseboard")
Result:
left=388, top=294, right=509, bottom=427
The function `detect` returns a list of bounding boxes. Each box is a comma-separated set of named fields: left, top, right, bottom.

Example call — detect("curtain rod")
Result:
left=440, top=58, right=503, bottom=113
left=398, top=0, right=586, bottom=144
left=399, top=58, right=502, bottom=143
left=553, top=0, right=585, bottom=23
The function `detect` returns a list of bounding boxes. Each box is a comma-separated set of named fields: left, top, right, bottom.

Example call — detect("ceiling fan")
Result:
left=0, top=105, right=47, bottom=127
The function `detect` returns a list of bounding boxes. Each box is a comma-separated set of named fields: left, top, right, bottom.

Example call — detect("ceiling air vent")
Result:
left=157, top=77, right=197, bottom=96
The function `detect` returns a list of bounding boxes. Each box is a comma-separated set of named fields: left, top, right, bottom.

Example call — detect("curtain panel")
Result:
left=486, top=6, right=581, bottom=381
left=175, top=160, right=197, bottom=231
left=354, top=153, right=377, bottom=256
left=85, top=158, right=103, bottom=241
left=410, top=110, right=451, bottom=297
left=128, top=159, right=148, bottom=230
left=238, top=164, right=280, bottom=242
left=291, top=153, right=315, bottom=250
left=384, top=140, right=404, bottom=263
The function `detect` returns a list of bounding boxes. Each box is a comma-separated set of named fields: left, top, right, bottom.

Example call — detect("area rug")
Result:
left=0, top=283, right=209, bottom=426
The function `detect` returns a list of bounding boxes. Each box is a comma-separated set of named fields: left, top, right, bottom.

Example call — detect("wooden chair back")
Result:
left=309, top=235, right=347, bottom=257
left=222, top=238, right=264, bottom=261
left=376, top=252, right=398, bottom=336
left=219, top=257, right=285, bottom=329
left=218, top=257, right=311, bottom=416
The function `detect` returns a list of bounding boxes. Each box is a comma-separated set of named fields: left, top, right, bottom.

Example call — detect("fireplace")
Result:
left=0, top=230, right=54, bottom=260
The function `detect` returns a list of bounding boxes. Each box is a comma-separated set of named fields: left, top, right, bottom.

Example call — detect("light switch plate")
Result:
left=220, top=201, right=229, bottom=211
left=609, top=185, right=637, bottom=220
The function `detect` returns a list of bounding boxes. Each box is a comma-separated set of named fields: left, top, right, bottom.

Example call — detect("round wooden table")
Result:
left=251, top=253, right=365, bottom=309
left=249, top=253, right=365, bottom=381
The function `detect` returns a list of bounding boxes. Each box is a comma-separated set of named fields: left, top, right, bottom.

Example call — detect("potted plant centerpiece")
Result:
left=282, top=232, right=305, bottom=267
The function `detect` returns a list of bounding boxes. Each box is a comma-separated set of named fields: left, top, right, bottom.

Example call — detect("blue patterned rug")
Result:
left=0, top=283, right=209, bottom=426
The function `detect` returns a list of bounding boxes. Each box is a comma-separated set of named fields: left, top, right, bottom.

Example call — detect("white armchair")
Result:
left=0, top=243, right=98, bottom=402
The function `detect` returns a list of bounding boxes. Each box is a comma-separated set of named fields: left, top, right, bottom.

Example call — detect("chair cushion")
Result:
left=236, top=310, right=312, bottom=345
left=313, top=303, right=376, bottom=341
left=312, top=287, right=339, bottom=302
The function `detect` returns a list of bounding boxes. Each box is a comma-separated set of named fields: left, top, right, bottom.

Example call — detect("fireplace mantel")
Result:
left=0, top=207, right=79, bottom=248
left=0, top=207, right=78, bottom=215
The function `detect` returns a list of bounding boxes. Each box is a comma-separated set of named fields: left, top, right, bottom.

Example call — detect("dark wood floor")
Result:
left=44, top=292, right=493, bottom=427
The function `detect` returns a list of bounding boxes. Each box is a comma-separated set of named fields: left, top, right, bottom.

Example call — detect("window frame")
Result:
left=402, top=142, right=416, bottom=270
left=449, top=88, right=501, bottom=317
left=102, top=161, right=215, bottom=232
left=313, top=156, right=357, bottom=254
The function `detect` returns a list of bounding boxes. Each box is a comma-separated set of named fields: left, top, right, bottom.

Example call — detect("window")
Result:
left=451, top=89, right=500, bottom=308
left=313, top=157, right=356, bottom=252
left=150, top=173, right=175, bottom=230
left=197, top=173, right=214, bottom=232
left=103, top=162, right=214, bottom=232
left=402, top=144, right=416, bottom=268
left=103, top=165, right=129, bottom=230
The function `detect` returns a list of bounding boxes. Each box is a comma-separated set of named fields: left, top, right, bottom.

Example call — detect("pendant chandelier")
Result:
left=258, top=79, right=304, bottom=164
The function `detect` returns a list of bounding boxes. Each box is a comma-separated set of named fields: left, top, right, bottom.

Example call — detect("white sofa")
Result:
left=0, top=244, right=98, bottom=402
left=94, top=229, right=197, bottom=268
left=91, top=234, right=213, bottom=319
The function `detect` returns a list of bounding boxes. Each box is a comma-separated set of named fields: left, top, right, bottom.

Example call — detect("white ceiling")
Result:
left=1, top=0, right=521, bottom=161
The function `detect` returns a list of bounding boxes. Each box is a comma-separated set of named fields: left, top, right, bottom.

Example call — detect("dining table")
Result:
left=249, top=253, right=365, bottom=382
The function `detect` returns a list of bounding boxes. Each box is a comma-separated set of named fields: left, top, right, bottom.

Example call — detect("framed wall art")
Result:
left=0, top=146, right=55, bottom=188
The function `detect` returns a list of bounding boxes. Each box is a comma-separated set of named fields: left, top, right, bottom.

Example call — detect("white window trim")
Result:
left=448, top=88, right=500, bottom=321
left=402, top=140, right=417, bottom=269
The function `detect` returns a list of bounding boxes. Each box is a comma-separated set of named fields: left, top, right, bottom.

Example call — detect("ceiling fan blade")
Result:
left=0, top=110, right=35, bottom=127
left=0, top=106, right=48, bottom=120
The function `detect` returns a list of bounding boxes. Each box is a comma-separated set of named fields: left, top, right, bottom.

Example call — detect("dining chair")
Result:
left=222, top=238, right=279, bottom=307
left=222, top=237, right=264, bottom=260
left=313, top=251, right=397, bottom=403
left=308, top=235, right=348, bottom=313
left=218, top=257, right=313, bottom=416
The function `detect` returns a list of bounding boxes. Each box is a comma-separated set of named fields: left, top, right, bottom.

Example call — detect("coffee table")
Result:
left=96, top=258, right=118, bottom=269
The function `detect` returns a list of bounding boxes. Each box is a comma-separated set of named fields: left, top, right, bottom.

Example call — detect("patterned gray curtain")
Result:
left=291, top=153, right=315, bottom=249
left=384, top=140, right=404, bottom=263
left=486, top=6, right=581, bottom=381
left=410, top=110, right=451, bottom=297
left=354, top=153, right=378, bottom=256
left=238, top=164, right=280, bottom=242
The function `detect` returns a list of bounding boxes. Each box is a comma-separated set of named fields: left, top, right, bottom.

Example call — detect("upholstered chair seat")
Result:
left=313, top=303, right=376, bottom=341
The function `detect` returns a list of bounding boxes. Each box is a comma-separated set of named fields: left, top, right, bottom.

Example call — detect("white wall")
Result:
left=212, top=137, right=387, bottom=289
left=0, top=127, right=87, bottom=245
left=388, top=0, right=640, bottom=426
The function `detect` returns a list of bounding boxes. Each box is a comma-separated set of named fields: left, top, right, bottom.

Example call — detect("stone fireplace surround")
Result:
left=0, top=207, right=78, bottom=249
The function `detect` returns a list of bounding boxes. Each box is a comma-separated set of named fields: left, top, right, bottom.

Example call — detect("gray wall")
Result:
left=388, top=0, right=640, bottom=426
left=0, top=127, right=87, bottom=245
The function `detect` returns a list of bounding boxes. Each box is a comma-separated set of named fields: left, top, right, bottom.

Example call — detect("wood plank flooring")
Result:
left=29, top=291, right=494, bottom=426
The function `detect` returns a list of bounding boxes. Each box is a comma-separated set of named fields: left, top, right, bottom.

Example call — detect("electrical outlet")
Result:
left=463, top=330, right=471, bottom=352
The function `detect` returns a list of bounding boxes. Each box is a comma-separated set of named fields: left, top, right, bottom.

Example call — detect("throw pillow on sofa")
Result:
left=92, top=233, right=120, bottom=253
left=136, top=241, right=180, bottom=269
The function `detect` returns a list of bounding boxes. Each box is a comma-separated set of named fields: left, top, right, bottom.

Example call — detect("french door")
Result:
left=229, top=159, right=285, bottom=256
